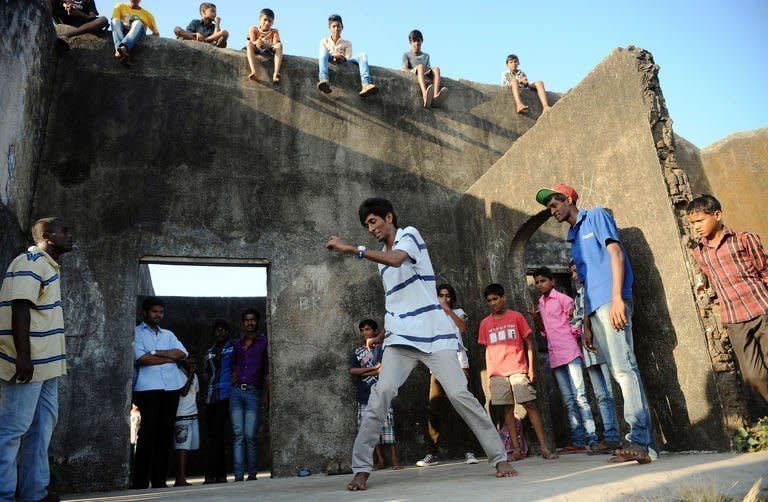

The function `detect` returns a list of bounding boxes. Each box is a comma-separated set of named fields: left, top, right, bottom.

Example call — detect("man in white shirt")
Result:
left=327, top=198, right=515, bottom=491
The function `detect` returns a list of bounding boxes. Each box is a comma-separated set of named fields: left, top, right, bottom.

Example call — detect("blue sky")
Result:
left=94, top=0, right=767, bottom=147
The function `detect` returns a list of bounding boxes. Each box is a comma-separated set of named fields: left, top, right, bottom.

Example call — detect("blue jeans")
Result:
left=229, top=386, right=262, bottom=479
left=318, top=47, right=372, bottom=86
left=552, top=358, right=597, bottom=447
left=586, top=363, right=620, bottom=443
left=111, top=19, right=145, bottom=50
left=590, top=301, right=654, bottom=451
left=0, top=378, right=58, bottom=502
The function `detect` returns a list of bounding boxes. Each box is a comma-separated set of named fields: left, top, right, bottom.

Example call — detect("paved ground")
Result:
left=64, top=451, right=768, bottom=502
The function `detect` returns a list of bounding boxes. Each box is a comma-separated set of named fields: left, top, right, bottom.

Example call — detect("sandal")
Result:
left=608, top=445, right=652, bottom=464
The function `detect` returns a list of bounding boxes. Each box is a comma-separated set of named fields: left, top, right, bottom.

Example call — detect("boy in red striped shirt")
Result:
left=687, top=194, right=768, bottom=403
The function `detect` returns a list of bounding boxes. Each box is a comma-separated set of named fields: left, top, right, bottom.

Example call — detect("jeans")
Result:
left=589, top=301, right=654, bottom=451
left=552, top=358, right=597, bottom=447
left=111, top=19, right=146, bottom=50
left=229, top=386, right=262, bottom=479
left=318, top=47, right=372, bottom=85
left=586, top=363, right=620, bottom=443
left=0, top=378, right=58, bottom=502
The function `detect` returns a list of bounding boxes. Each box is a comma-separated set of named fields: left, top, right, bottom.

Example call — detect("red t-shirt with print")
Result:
left=478, top=309, right=531, bottom=377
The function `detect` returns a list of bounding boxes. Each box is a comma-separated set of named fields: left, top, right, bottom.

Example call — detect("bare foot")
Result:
left=495, top=461, right=518, bottom=477
left=542, top=105, right=552, bottom=114
left=392, top=463, right=403, bottom=470
left=346, top=472, right=369, bottom=491
left=272, top=73, right=281, bottom=84
left=542, top=450, right=559, bottom=460
left=248, top=72, right=258, bottom=82
left=507, top=449, right=524, bottom=461
left=373, top=462, right=385, bottom=471
left=516, top=103, right=529, bottom=114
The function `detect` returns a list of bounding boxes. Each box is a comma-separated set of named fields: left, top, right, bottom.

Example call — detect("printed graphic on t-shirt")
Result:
left=488, top=325, right=516, bottom=344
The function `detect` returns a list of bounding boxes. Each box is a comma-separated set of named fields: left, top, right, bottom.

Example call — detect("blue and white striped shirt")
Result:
left=380, top=227, right=458, bottom=353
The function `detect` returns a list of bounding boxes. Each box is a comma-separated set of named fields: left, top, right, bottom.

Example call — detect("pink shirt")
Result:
left=538, top=288, right=581, bottom=368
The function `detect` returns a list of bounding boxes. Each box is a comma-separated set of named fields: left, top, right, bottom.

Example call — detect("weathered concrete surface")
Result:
left=62, top=452, right=768, bottom=501
left=699, top=128, right=768, bottom=241
left=32, top=27, right=558, bottom=491
left=460, top=47, right=733, bottom=452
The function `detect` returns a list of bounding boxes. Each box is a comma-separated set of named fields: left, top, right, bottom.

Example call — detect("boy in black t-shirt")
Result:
left=348, top=319, right=402, bottom=470
left=173, top=2, right=229, bottom=48
left=51, top=0, right=108, bottom=45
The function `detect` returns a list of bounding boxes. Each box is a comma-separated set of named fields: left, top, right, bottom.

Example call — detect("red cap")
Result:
left=535, top=183, right=579, bottom=205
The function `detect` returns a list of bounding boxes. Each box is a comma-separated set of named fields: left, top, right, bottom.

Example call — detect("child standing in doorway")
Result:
left=174, top=354, right=200, bottom=486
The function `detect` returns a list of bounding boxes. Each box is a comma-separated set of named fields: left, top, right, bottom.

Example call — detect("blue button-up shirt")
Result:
left=567, top=208, right=634, bottom=315
left=133, top=322, right=188, bottom=392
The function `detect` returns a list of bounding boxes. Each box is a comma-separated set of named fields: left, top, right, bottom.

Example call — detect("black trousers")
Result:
left=726, top=315, right=768, bottom=403
left=205, top=398, right=230, bottom=479
left=131, top=390, right=180, bottom=488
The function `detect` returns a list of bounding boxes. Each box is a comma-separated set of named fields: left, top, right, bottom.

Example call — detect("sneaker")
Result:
left=464, top=452, right=479, bottom=464
left=359, top=83, right=379, bottom=97
left=416, top=454, right=438, bottom=467
left=317, top=80, right=331, bottom=94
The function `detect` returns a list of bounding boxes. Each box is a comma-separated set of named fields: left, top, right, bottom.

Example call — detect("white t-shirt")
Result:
left=176, top=374, right=199, bottom=417
left=379, top=226, right=458, bottom=353
left=450, top=308, right=470, bottom=369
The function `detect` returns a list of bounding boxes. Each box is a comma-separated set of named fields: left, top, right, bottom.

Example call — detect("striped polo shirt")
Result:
left=0, top=246, right=66, bottom=382
left=380, top=227, right=458, bottom=353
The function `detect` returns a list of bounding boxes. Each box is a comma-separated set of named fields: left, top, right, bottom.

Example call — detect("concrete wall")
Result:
left=33, top=30, right=556, bottom=490
left=0, top=0, right=59, bottom=266
left=460, top=47, right=733, bottom=452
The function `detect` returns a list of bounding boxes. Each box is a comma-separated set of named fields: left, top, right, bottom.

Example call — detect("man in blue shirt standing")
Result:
left=327, top=198, right=515, bottom=491
left=131, top=297, right=188, bottom=489
left=536, top=183, right=654, bottom=464
left=202, top=319, right=234, bottom=484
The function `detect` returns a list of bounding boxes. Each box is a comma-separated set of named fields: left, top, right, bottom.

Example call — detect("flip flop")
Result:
left=432, top=87, right=448, bottom=107
left=609, top=446, right=652, bottom=464
left=424, top=84, right=434, bottom=108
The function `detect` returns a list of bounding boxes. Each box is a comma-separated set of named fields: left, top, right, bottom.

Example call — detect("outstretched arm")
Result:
left=326, top=236, right=409, bottom=268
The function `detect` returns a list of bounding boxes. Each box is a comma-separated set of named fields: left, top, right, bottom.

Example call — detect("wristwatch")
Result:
left=357, top=246, right=366, bottom=260
left=150, top=350, right=156, bottom=356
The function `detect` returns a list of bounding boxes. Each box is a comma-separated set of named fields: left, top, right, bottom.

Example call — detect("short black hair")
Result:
left=436, top=283, right=457, bottom=305
left=242, top=308, right=260, bottom=322
left=358, top=198, right=398, bottom=228
left=532, top=267, right=554, bottom=280
left=483, top=283, right=505, bottom=297
left=358, top=319, right=378, bottom=330
left=328, top=14, right=343, bottom=26
left=506, top=54, right=519, bottom=63
left=686, top=195, right=722, bottom=215
left=544, top=192, right=567, bottom=205
left=212, top=319, right=230, bottom=333
left=31, top=217, right=62, bottom=244
left=199, top=2, right=215, bottom=14
left=142, top=296, right=165, bottom=312
left=260, top=8, right=274, bottom=19
left=408, top=29, right=423, bottom=42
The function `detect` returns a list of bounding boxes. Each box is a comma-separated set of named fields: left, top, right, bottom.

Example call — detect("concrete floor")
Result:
left=63, top=452, right=768, bottom=502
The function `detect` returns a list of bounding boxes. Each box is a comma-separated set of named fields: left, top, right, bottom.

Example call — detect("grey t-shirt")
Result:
left=402, top=51, right=431, bottom=72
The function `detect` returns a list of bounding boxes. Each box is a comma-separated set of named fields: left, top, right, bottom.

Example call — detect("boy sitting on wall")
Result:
left=174, top=2, right=229, bottom=48
left=246, top=8, right=283, bottom=84
left=501, top=54, right=552, bottom=114
left=318, top=14, right=378, bottom=97
left=402, top=29, right=446, bottom=108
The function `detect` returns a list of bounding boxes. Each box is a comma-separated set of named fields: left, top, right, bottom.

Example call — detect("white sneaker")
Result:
left=416, top=454, right=438, bottom=467
left=465, top=452, right=479, bottom=464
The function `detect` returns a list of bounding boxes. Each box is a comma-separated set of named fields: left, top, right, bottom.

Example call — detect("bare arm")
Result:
left=444, top=308, right=467, bottom=333
left=180, top=373, right=194, bottom=397
left=11, top=300, right=33, bottom=383
left=606, top=241, right=627, bottom=331
left=525, top=336, right=536, bottom=383
left=326, top=236, right=410, bottom=268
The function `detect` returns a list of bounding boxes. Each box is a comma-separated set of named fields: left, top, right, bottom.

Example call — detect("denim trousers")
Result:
left=0, top=377, right=58, bottom=502
left=589, top=301, right=654, bottom=451
left=586, top=363, right=620, bottom=443
left=111, top=19, right=146, bottom=50
left=552, top=358, right=598, bottom=447
left=229, top=386, right=262, bottom=479
left=318, top=47, right=372, bottom=85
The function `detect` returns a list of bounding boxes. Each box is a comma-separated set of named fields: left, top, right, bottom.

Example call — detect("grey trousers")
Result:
left=352, top=346, right=506, bottom=473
